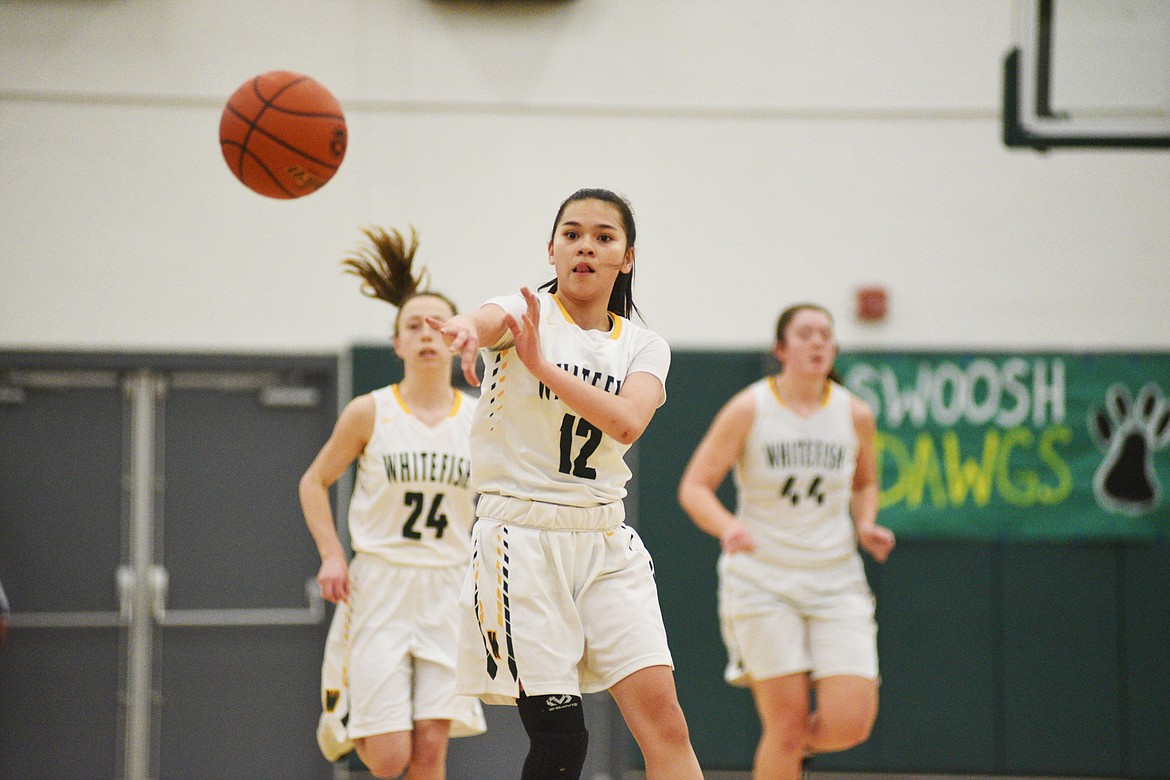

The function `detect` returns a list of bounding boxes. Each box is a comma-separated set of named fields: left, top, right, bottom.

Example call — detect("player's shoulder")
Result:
left=740, top=377, right=772, bottom=405
left=617, top=315, right=668, bottom=351
left=335, top=391, right=378, bottom=439
left=367, top=384, right=405, bottom=415
left=345, top=390, right=380, bottom=415
left=456, top=389, right=479, bottom=414
left=838, top=382, right=875, bottom=427
left=718, top=382, right=764, bottom=425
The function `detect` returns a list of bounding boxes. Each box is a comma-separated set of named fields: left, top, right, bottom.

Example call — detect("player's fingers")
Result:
left=317, top=579, right=338, bottom=604
left=521, top=286, right=539, bottom=317
left=425, top=317, right=456, bottom=347
left=866, top=537, right=892, bottom=563
left=445, top=330, right=468, bottom=353
left=461, top=349, right=481, bottom=387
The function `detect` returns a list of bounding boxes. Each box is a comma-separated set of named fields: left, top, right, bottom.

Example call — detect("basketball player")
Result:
left=678, top=303, right=895, bottom=780
left=299, top=227, right=485, bottom=780
left=428, top=189, right=703, bottom=780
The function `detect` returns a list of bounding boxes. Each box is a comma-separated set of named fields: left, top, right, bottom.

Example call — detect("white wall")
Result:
left=2, top=0, right=1167, bottom=353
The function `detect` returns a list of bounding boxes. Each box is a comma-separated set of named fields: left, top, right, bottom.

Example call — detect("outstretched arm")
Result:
left=678, top=390, right=757, bottom=554
left=427, top=304, right=509, bottom=387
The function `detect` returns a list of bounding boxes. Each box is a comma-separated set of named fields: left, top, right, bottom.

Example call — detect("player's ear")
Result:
left=547, top=240, right=555, bottom=266
left=620, top=247, right=635, bottom=274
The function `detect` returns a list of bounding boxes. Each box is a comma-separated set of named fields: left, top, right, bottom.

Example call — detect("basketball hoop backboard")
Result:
left=1004, top=0, right=1170, bottom=149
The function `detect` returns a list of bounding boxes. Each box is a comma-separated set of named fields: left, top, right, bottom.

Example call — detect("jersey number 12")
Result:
left=558, top=413, right=601, bottom=479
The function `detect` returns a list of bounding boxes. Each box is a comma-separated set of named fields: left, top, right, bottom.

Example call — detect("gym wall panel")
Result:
left=1122, top=544, right=1170, bottom=777
left=864, top=542, right=1000, bottom=774
left=1000, top=544, right=1123, bottom=775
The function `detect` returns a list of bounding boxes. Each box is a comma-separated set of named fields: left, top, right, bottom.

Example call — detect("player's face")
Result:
left=776, top=308, right=837, bottom=377
left=395, top=295, right=455, bottom=366
left=547, top=199, right=633, bottom=302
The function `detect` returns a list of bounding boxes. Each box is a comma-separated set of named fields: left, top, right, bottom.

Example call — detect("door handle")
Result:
left=153, top=572, right=326, bottom=627
left=7, top=572, right=326, bottom=629
left=6, top=610, right=126, bottom=629
left=5, top=566, right=134, bottom=629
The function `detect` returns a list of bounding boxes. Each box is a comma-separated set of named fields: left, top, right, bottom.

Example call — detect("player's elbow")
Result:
left=612, top=426, right=641, bottom=446
left=677, top=480, right=710, bottom=521
left=607, top=412, right=650, bottom=446
left=298, top=469, right=325, bottom=501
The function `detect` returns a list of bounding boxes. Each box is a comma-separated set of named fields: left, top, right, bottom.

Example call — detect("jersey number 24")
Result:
left=402, top=491, right=448, bottom=539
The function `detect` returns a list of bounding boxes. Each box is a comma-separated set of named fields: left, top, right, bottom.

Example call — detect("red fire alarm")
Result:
left=856, top=286, right=888, bottom=322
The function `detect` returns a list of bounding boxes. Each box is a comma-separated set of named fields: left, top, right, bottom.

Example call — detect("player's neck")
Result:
left=397, top=374, right=455, bottom=421
left=554, top=292, right=612, bottom=332
left=773, top=373, right=828, bottom=410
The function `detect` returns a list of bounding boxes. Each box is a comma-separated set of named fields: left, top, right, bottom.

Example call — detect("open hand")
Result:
left=720, top=519, right=756, bottom=554
left=427, top=314, right=482, bottom=387
left=503, top=287, right=545, bottom=373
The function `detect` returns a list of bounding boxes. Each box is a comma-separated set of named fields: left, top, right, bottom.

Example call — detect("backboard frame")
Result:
left=1003, top=0, right=1170, bottom=150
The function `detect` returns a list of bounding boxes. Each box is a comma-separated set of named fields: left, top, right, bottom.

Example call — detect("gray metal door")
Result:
left=1, top=356, right=337, bottom=780
left=0, top=367, right=125, bottom=779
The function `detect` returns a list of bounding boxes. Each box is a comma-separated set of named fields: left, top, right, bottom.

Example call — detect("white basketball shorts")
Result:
left=457, top=518, right=674, bottom=705
left=718, top=551, right=878, bottom=686
left=342, top=553, right=485, bottom=739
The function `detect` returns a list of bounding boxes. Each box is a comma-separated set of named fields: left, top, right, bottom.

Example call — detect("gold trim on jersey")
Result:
left=551, top=293, right=622, bottom=339
left=768, top=376, right=832, bottom=408
left=391, top=384, right=463, bottom=417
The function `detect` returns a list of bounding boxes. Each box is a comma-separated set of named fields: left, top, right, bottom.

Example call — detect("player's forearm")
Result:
left=299, top=476, right=346, bottom=562
left=468, top=306, right=509, bottom=349
left=850, top=482, right=879, bottom=532
left=530, top=360, right=652, bottom=445
left=678, top=481, right=737, bottom=540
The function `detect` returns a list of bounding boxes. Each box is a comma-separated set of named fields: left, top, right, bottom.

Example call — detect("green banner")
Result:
left=837, top=352, right=1170, bottom=541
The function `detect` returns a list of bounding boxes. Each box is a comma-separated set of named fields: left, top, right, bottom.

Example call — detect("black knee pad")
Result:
left=517, top=692, right=586, bottom=736
left=521, top=730, right=589, bottom=779
left=518, top=692, right=588, bottom=779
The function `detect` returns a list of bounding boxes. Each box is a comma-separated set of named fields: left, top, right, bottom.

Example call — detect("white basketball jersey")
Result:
left=470, top=291, right=670, bottom=508
left=347, top=385, right=477, bottom=567
left=734, top=378, right=859, bottom=567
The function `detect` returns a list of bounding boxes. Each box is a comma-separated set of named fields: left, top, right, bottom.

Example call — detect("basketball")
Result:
left=219, top=71, right=347, bottom=199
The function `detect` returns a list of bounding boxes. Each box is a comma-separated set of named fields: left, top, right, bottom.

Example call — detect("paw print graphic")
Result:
left=1087, top=383, right=1170, bottom=516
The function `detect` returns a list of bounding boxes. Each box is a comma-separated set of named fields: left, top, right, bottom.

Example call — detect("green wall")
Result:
left=351, top=345, right=1170, bottom=778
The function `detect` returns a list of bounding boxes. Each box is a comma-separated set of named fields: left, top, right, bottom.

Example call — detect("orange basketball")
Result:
left=219, top=71, right=347, bottom=199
